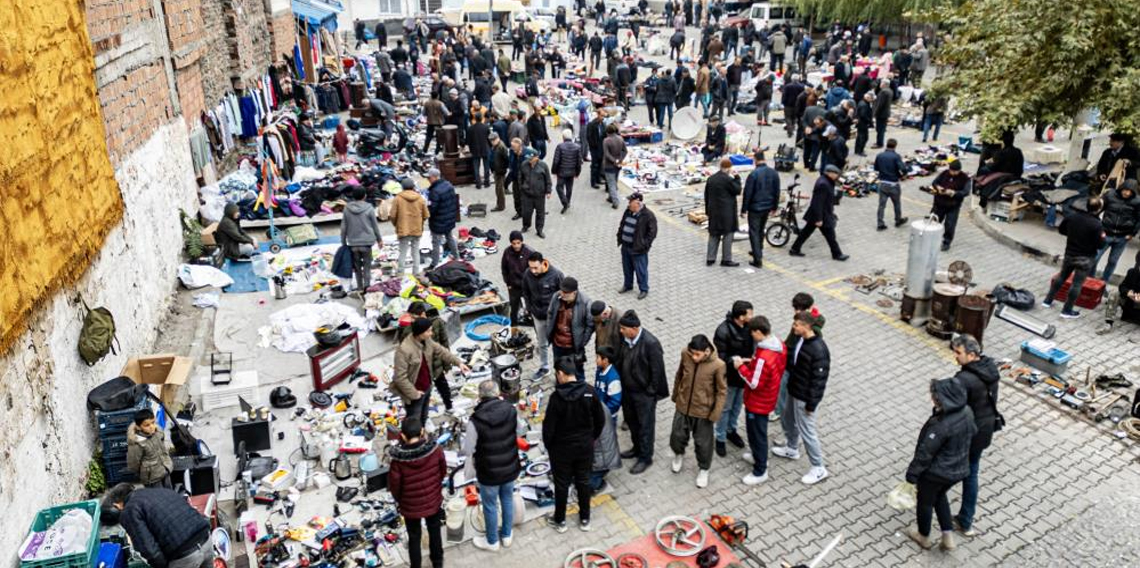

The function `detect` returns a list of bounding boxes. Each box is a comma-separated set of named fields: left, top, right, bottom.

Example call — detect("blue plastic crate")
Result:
left=101, top=436, right=129, bottom=457
left=96, top=397, right=151, bottom=436
left=96, top=543, right=126, bottom=568
left=103, top=456, right=138, bottom=484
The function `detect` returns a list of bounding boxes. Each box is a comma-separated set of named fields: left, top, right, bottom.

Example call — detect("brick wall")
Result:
left=226, top=0, right=272, bottom=87
left=87, top=0, right=154, bottom=44
left=176, top=65, right=206, bottom=128
left=268, top=8, right=297, bottom=64
left=97, top=63, right=175, bottom=163
left=198, top=0, right=233, bottom=105
left=164, top=0, right=206, bottom=56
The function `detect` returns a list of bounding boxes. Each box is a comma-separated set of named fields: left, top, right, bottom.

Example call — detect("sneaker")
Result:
left=1096, top=323, right=1114, bottom=335
left=952, top=517, right=977, bottom=537
left=473, top=536, right=501, bottom=551
left=742, top=472, right=768, bottom=485
left=547, top=517, right=568, bottom=533
left=715, top=441, right=727, bottom=457
left=769, top=412, right=781, bottom=423
left=1040, top=300, right=1054, bottom=309
left=501, top=535, right=514, bottom=548
left=533, top=367, right=549, bottom=380
left=771, top=446, right=800, bottom=460
left=801, top=466, right=829, bottom=485
left=726, top=431, right=746, bottom=448
left=906, top=528, right=933, bottom=549
left=1060, top=309, right=1081, bottom=319
left=895, top=217, right=909, bottom=227
left=671, top=453, right=683, bottom=473
left=742, top=452, right=755, bottom=465
left=696, top=469, right=709, bottom=488
left=579, top=519, right=592, bottom=532
left=940, top=531, right=956, bottom=551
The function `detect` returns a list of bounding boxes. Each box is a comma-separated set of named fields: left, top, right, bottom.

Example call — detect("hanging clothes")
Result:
left=188, top=128, right=212, bottom=174
left=292, top=44, right=306, bottom=81
left=239, top=95, right=258, bottom=138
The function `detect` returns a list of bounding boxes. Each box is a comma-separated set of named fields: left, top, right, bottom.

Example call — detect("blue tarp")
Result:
left=292, top=0, right=338, bottom=29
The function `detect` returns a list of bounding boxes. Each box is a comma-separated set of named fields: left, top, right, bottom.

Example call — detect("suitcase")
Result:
left=1050, top=273, right=1105, bottom=309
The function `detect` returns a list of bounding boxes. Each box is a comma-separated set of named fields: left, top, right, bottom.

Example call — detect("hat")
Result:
left=509, top=230, right=524, bottom=242
left=411, top=318, right=433, bottom=336
left=400, top=178, right=416, bottom=190
left=449, top=88, right=459, bottom=95
left=948, top=160, right=962, bottom=172
left=1122, top=179, right=1139, bottom=191
left=628, top=192, right=644, bottom=202
left=823, top=125, right=837, bottom=138
left=619, top=310, right=640, bottom=328
left=824, top=164, right=842, bottom=174
left=427, top=168, right=441, bottom=178
left=523, top=148, right=538, bottom=159
left=590, top=300, right=607, bottom=317
left=560, top=277, right=578, bottom=293
left=489, top=132, right=499, bottom=141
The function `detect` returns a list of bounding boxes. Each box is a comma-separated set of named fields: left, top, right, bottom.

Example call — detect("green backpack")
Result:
left=79, top=300, right=119, bottom=366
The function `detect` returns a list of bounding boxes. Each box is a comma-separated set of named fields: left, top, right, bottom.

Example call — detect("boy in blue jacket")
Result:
left=590, top=346, right=623, bottom=491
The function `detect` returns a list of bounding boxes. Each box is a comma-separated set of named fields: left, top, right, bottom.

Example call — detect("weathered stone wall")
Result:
left=268, top=7, right=298, bottom=65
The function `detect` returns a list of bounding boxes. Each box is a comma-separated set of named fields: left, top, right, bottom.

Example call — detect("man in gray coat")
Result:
left=340, top=186, right=383, bottom=292
left=519, top=148, right=553, bottom=238
left=546, top=276, right=595, bottom=380
left=602, top=123, right=627, bottom=208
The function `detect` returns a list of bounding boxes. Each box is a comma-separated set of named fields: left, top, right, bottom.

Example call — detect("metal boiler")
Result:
left=901, top=217, right=944, bottom=325
left=491, top=354, right=522, bottom=402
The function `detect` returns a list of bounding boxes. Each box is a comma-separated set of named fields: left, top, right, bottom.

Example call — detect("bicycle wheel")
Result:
left=766, top=222, right=791, bottom=247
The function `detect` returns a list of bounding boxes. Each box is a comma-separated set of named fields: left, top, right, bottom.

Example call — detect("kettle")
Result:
left=329, top=452, right=353, bottom=480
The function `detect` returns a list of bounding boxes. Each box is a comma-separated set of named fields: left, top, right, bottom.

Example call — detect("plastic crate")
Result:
left=100, top=436, right=129, bottom=457
left=21, top=500, right=101, bottom=568
left=103, top=457, right=138, bottom=484
left=96, top=397, right=151, bottom=436
left=96, top=543, right=126, bottom=568
left=1019, top=341, right=1071, bottom=378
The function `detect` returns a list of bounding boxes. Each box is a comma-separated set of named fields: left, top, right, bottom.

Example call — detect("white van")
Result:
left=745, top=2, right=800, bottom=29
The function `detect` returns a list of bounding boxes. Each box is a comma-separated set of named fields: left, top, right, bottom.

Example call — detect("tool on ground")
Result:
left=994, top=305, right=1056, bottom=338
left=709, top=515, right=767, bottom=567
left=655, top=516, right=707, bottom=557
left=1090, top=394, right=1126, bottom=422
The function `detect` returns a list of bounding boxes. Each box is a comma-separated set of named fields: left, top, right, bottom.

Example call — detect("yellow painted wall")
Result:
left=0, top=1, right=124, bottom=352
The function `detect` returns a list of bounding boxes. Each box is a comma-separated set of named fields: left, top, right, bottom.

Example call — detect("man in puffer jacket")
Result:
left=948, top=334, right=1001, bottom=537
left=426, top=169, right=460, bottom=269
left=340, top=186, right=383, bottom=292
left=733, top=316, right=785, bottom=485
left=773, top=310, right=831, bottom=485
left=543, top=357, right=607, bottom=532
left=551, top=129, right=584, bottom=214
left=1094, top=179, right=1140, bottom=282
left=905, top=378, right=977, bottom=552
left=713, top=301, right=753, bottom=457
left=387, top=418, right=447, bottom=568
left=668, top=335, right=727, bottom=489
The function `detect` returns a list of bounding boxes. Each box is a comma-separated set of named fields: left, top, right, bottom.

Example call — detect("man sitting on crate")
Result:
left=1097, top=254, right=1140, bottom=336
left=101, top=483, right=213, bottom=568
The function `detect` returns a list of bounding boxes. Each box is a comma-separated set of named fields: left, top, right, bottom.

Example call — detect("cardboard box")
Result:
left=201, top=223, right=218, bottom=246
left=121, top=355, right=191, bottom=412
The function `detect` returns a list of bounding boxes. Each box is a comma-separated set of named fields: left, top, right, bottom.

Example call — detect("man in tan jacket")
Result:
left=392, top=318, right=470, bottom=423
left=695, top=62, right=712, bottom=118
left=668, top=334, right=726, bottom=488
left=388, top=178, right=430, bottom=274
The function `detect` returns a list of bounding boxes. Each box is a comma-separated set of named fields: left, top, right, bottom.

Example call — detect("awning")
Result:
left=292, top=0, right=338, bottom=26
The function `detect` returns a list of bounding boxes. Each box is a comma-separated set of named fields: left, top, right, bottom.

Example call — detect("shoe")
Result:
left=501, top=535, right=513, bottom=548
left=611, top=202, right=618, bottom=209
left=696, top=469, right=709, bottom=488
left=877, top=224, right=887, bottom=231
left=629, top=460, right=651, bottom=475
left=1040, top=300, right=1054, bottom=309
left=941, top=242, right=951, bottom=251
left=560, top=205, right=569, bottom=214
left=618, top=287, right=632, bottom=294
left=706, top=260, right=716, bottom=266
left=511, top=214, right=522, bottom=220
left=952, top=517, right=977, bottom=537
left=742, top=452, right=754, bottom=464
left=721, top=260, right=741, bottom=267
left=1096, top=323, right=1114, bottom=335
left=940, top=531, right=956, bottom=551
left=637, top=291, right=648, bottom=300
left=536, top=231, right=545, bottom=239
left=749, top=260, right=763, bottom=268
left=533, top=367, right=549, bottom=380
left=671, top=453, right=683, bottom=473
left=771, top=446, right=800, bottom=460
left=726, top=432, right=746, bottom=448
left=742, top=472, right=767, bottom=485
left=1060, top=309, right=1081, bottom=319
left=546, top=517, right=568, bottom=534
left=594, top=479, right=609, bottom=494
left=895, top=217, right=910, bottom=227
left=801, top=466, right=829, bottom=485
left=906, top=528, right=933, bottom=549
left=769, top=412, right=781, bottom=422
left=715, top=441, right=727, bottom=457
left=473, top=536, right=501, bottom=551
left=579, top=519, right=592, bottom=532
left=619, top=448, right=637, bottom=459
left=788, top=249, right=805, bottom=257
left=491, top=207, right=505, bottom=212
left=832, top=254, right=849, bottom=262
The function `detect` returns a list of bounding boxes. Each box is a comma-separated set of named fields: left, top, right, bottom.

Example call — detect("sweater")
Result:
left=1058, top=210, right=1106, bottom=259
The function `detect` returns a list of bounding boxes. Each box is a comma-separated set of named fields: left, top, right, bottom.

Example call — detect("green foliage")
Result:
left=932, top=0, right=1140, bottom=139
left=786, top=0, right=958, bottom=24
left=85, top=456, right=106, bottom=497
left=180, top=209, right=204, bottom=259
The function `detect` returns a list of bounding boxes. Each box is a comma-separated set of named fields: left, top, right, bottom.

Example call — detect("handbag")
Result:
left=988, top=386, right=1005, bottom=432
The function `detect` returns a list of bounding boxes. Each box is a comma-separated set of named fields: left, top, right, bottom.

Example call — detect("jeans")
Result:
left=803, top=138, right=821, bottom=170
left=423, top=124, right=441, bottom=153
left=406, top=380, right=433, bottom=425
left=1094, top=235, right=1131, bottom=282
left=621, top=390, right=658, bottom=462
left=922, top=113, right=943, bottom=142
left=746, top=210, right=771, bottom=261
left=533, top=139, right=548, bottom=159
left=552, top=345, right=585, bottom=380
left=430, top=232, right=458, bottom=267
left=472, top=155, right=490, bottom=186
left=707, top=233, right=734, bottom=263
left=955, top=451, right=983, bottom=530
left=478, top=481, right=515, bottom=545
left=590, top=151, right=604, bottom=186
left=604, top=169, right=621, bottom=204
left=656, top=103, right=674, bottom=129
left=398, top=235, right=422, bottom=273
left=1045, top=255, right=1094, bottom=313
left=699, top=93, right=711, bottom=117
left=556, top=175, right=575, bottom=207
left=533, top=317, right=551, bottom=370
left=756, top=99, right=770, bottom=123
left=773, top=370, right=790, bottom=416
left=770, top=53, right=784, bottom=73
left=744, top=411, right=770, bottom=476
left=932, top=205, right=961, bottom=246
left=790, top=223, right=844, bottom=258
left=714, top=386, right=744, bottom=442
left=620, top=245, right=649, bottom=292
left=350, top=246, right=373, bottom=291
left=877, top=181, right=903, bottom=226
left=669, top=413, right=715, bottom=470
left=167, top=538, right=214, bottom=568
left=552, top=451, right=593, bottom=523
left=403, top=509, right=444, bottom=568
left=780, top=398, right=824, bottom=467
left=915, top=477, right=954, bottom=537
left=727, top=87, right=740, bottom=115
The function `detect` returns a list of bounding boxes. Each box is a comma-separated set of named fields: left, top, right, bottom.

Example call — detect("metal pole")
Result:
left=489, top=0, right=494, bottom=43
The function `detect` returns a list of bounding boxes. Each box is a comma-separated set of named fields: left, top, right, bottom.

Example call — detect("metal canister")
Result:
left=905, top=217, right=944, bottom=300
left=955, top=294, right=996, bottom=347
left=492, top=354, right=521, bottom=401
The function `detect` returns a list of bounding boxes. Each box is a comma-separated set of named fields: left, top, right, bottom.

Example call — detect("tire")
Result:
left=269, top=242, right=283, bottom=254
left=766, top=222, right=790, bottom=247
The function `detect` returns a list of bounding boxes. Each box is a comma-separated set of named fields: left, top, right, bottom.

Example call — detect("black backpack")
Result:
left=86, top=376, right=149, bottom=412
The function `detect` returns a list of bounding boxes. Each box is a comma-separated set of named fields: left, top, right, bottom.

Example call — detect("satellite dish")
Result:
left=672, top=106, right=703, bottom=140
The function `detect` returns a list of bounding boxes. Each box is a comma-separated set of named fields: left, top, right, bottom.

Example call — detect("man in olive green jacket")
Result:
left=393, top=318, right=470, bottom=423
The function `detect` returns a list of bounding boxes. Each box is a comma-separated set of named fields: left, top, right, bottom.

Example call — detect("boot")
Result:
left=907, top=528, right=933, bottom=549
left=939, top=531, right=956, bottom=551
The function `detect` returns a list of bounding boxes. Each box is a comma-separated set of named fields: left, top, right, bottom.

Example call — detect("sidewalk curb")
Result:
left=969, top=204, right=1062, bottom=267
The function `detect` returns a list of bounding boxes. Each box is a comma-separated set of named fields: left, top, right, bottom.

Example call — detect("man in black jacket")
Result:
left=616, top=310, right=668, bottom=474
left=489, top=133, right=511, bottom=211
left=930, top=160, right=971, bottom=251
left=1095, top=133, right=1139, bottom=182
left=781, top=75, right=805, bottom=138
left=617, top=193, right=657, bottom=299
left=523, top=252, right=564, bottom=378
left=772, top=311, right=831, bottom=485
left=702, top=115, right=727, bottom=163
left=467, top=114, right=492, bottom=189
left=500, top=231, right=533, bottom=324
left=102, top=484, right=213, bottom=568
left=947, top=334, right=1001, bottom=538
left=551, top=129, right=584, bottom=214
left=705, top=158, right=742, bottom=266
left=586, top=110, right=607, bottom=189
left=1043, top=197, right=1107, bottom=318
left=463, top=380, right=521, bottom=551
left=1093, top=180, right=1140, bottom=282
left=713, top=301, right=753, bottom=457
left=871, top=79, right=893, bottom=148
left=789, top=166, right=848, bottom=261
left=543, top=357, right=607, bottom=532
left=741, top=151, right=781, bottom=267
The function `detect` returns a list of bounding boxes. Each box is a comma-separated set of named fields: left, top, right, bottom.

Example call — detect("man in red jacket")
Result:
left=733, top=315, right=786, bottom=485
left=387, top=418, right=447, bottom=568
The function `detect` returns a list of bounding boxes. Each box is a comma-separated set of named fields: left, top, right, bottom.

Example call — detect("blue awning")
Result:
left=292, top=0, right=338, bottom=26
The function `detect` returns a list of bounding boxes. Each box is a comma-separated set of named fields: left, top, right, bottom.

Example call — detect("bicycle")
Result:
left=764, top=174, right=805, bottom=247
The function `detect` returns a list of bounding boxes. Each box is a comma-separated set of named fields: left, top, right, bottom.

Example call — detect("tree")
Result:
left=932, top=0, right=1140, bottom=139
left=786, top=0, right=957, bottom=24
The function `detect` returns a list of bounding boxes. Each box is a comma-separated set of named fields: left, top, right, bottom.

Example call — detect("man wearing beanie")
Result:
left=389, top=177, right=430, bottom=274
left=392, top=317, right=470, bottom=424
left=523, top=251, right=565, bottom=378
left=546, top=277, right=594, bottom=381
left=590, top=301, right=622, bottom=350
left=427, top=168, right=460, bottom=269
left=500, top=231, right=534, bottom=325
left=615, top=310, right=668, bottom=474
left=542, top=356, right=607, bottom=533
left=929, top=160, right=971, bottom=251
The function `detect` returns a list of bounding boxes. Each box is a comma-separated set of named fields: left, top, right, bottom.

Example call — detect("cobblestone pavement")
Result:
left=425, top=24, right=1140, bottom=568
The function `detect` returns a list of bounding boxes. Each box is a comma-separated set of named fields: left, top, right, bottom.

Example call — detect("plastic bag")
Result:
left=178, top=264, right=236, bottom=289
left=992, top=284, right=1035, bottom=311
left=887, top=481, right=917, bottom=511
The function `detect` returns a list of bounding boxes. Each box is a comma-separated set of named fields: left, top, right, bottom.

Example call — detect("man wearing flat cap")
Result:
left=929, top=160, right=971, bottom=251
left=615, top=310, right=668, bottom=475
left=520, top=148, right=553, bottom=238
left=547, top=277, right=594, bottom=380
left=789, top=165, right=849, bottom=262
